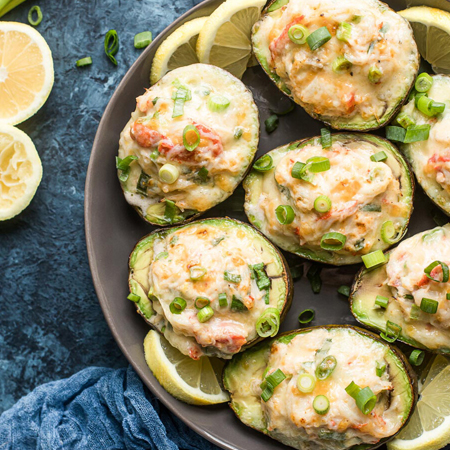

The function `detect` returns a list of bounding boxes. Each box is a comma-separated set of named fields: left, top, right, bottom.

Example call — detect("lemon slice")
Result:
left=196, top=0, right=266, bottom=79
left=0, top=22, right=54, bottom=125
left=150, top=17, right=208, bottom=85
left=143, top=330, right=229, bottom=405
left=0, top=124, right=42, bottom=220
left=399, top=6, right=450, bottom=74
left=387, top=354, right=450, bottom=450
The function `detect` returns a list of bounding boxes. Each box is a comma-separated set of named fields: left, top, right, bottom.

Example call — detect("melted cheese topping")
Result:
left=253, top=0, right=418, bottom=125
left=118, top=64, right=259, bottom=217
left=261, top=329, right=404, bottom=448
left=148, top=223, right=276, bottom=358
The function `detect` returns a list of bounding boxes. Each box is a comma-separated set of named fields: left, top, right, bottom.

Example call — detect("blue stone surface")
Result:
left=0, top=0, right=201, bottom=413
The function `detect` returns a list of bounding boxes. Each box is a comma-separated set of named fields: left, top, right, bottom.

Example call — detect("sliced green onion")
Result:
left=104, top=29, right=119, bottom=66
left=415, top=73, right=433, bottom=93
left=251, top=263, right=271, bottom=290
left=381, top=220, right=401, bottom=244
left=197, top=305, right=214, bottom=323
left=183, top=124, right=201, bottom=151
left=420, top=297, right=439, bottom=314
left=172, top=87, right=191, bottom=118
left=414, top=92, right=428, bottom=107
left=161, top=325, right=166, bottom=333
left=405, top=294, right=414, bottom=300
left=447, top=293, right=450, bottom=300
left=361, top=203, right=381, bottom=212
left=380, top=320, right=402, bottom=343
left=256, top=308, right=280, bottom=338
left=376, top=361, right=386, bottom=377
left=231, top=296, right=247, bottom=311
left=155, top=251, right=168, bottom=260
left=386, top=126, right=407, bottom=142
left=208, top=94, right=230, bottom=112
left=355, top=387, right=377, bottom=415
left=375, top=295, right=389, bottom=308
left=307, top=26, right=332, bottom=51
left=298, top=309, right=315, bottom=324
left=189, top=266, right=207, bottom=281
left=234, top=127, right=243, bottom=139
left=116, top=155, right=138, bottom=171
left=134, top=31, right=152, bottom=49
left=368, top=65, right=383, bottom=84
left=417, top=95, right=446, bottom=116
left=362, top=250, right=386, bottom=269
left=28, top=5, right=42, bottom=26
left=333, top=56, right=352, bottom=73
left=150, top=149, right=160, bottom=160
left=288, top=24, right=310, bottom=44
left=224, top=271, right=241, bottom=283
left=297, top=373, right=316, bottom=393
left=336, top=22, right=352, bottom=42
left=321, top=128, right=332, bottom=149
left=265, top=114, right=279, bottom=134
left=409, top=349, right=425, bottom=366
left=194, top=297, right=211, bottom=310
left=307, top=264, right=322, bottom=294
left=197, top=167, right=209, bottom=183
left=404, top=124, right=431, bottom=143
left=261, top=368, right=286, bottom=401
left=275, top=205, right=295, bottom=225
left=291, top=161, right=307, bottom=179
left=159, top=164, right=179, bottom=184
left=308, top=156, right=330, bottom=173
left=345, top=381, right=361, bottom=398
left=76, top=57, right=93, bottom=68
left=424, top=261, right=449, bottom=283
left=254, top=154, right=274, bottom=172
left=127, top=293, right=140, bottom=303
left=371, top=151, right=387, bottom=162
left=170, top=297, right=187, bottom=314
left=410, top=304, right=421, bottom=320
left=338, top=285, right=350, bottom=297
left=396, top=112, right=415, bottom=129
left=218, top=293, right=228, bottom=307
left=315, top=356, right=337, bottom=380
left=136, top=171, right=150, bottom=196
left=320, top=232, right=346, bottom=251
left=314, top=195, right=332, bottom=213
left=313, top=395, right=330, bottom=415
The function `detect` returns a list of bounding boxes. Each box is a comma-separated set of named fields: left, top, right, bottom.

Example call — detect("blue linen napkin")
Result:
left=0, top=366, right=220, bottom=450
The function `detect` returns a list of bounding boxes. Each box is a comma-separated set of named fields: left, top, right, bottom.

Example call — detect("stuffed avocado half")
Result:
left=251, top=0, right=419, bottom=131
left=117, top=64, right=259, bottom=226
left=243, top=133, right=414, bottom=265
left=224, top=325, right=416, bottom=450
left=128, top=218, right=292, bottom=360
left=351, top=225, right=450, bottom=354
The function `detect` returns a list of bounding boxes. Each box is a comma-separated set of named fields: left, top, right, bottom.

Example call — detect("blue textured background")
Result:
left=0, top=0, right=201, bottom=413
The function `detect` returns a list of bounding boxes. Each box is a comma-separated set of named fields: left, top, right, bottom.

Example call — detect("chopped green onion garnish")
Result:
left=224, top=271, right=241, bottom=284
left=355, top=387, right=377, bottom=415
left=208, top=94, right=230, bottom=112
left=297, top=373, right=316, bottom=393
left=288, top=24, right=310, bottom=44
left=104, top=29, right=119, bottom=66
left=368, top=65, right=383, bottom=84
left=332, top=56, right=352, bottom=73
left=314, top=195, right=332, bottom=213
left=361, top=203, right=381, bottom=212
left=380, top=320, right=401, bottom=343
left=396, top=112, right=415, bottom=129
left=308, top=156, right=330, bottom=173
left=307, top=264, right=322, bottom=294
left=251, top=263, right=271, bottom=291
left=417, top=95, right=446, bottom=117
left=409, top=349, right=425, bottom=366
left=376, top=361, right=386, bottom=377
left=256, top=308, right=280, bottom=338
left=28, top=5, right=43, bottom=26
left=134, top=31, right=153, bottom=49
left=183, top=124, right=200, bottom=151
left=116, top=155, right=138, bottom=182
left=197, top=305, right=214, bottom=323
left=265, top=114, right=279, bottom=134
left=375, top=295, right=389, bottom=308
left=197, top=167, right=209, bottom=183
left=159, top=164, right=179, bottom=184
left=307, top=26, right=332, bottom=51
left=415, top=73, right=433, bottom=93
left=313, top=395, right=330, bottom=415
left=170, top=297, right=187, bottom=314
left=420, top=297, right=439, bottom=314
left=172, top=86, right=191, bottom=118
left=291, top=161, right=307, bottom=179
left=345, top=381, right=361, bottom=398
left=127, top=293, right=140, bottom=303
left=404, top=124, right=431, bottom=143
left=414, top=92, right=428, bottom=107
left=76, top=57, right=93, bottom=68
left=321, top=128, right=332, bottom=149
left=386, top=126, right=406, bottom=142
left=410, top=304, right=421, bottom=320
left=424, top=261, right=449, bottom=283
left=337, top=285, right=350, bottom=297
left=261, top=369, right=286, bottom=402
left=275, top=205, right=295, bottom=225
left=336, top=22, right=352, bottom=41
left=320, top=232, right=346, bottom=251
left=155, top=251, right=168, bottom=260
left=370, top=151, right=387, bottom=162
left=189, top=265, right=207, bottom=281
left=254, top=154, right=274, bottom=172
left=362, top=250, right=386, bottom=269
left=315, top=356, right=337, bottom=380
left=298, top=308, right=315, bottom=324
left=136, top=171, right=150, bottom=196
left=194, top=297, right=210, bottom=310
left=231, top=296, right=247, bottom=311
left=234, top=127, right=243, bottom=139
left=150, top=149, right=160, bottom=160
left=405, top=294, right=414, bottom=300
left=381, top=220, right=401, bottom=244
left=447, top=293, right=450, bottom=300
left=218, top=293, right=228, bottom=307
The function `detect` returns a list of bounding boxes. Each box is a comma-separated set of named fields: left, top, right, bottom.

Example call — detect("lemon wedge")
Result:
left=0, top=21, right=54, bottom=125
left=150, top=17, right=208, bottom=85
left=0, top=123, right=42, bottom=220
left=399, top=6, right=450, bottom=74
left=196, top=0, right=266, bottom=79
left=143, top=330, right=229, bottom=405
left=387, top=354, right=450, bottom=450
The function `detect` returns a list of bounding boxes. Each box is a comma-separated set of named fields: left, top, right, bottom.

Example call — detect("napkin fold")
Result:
left=0, top=366, right=220, bottom=450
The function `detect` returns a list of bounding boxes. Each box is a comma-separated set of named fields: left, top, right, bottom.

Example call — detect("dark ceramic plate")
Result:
left=85, top=1, right=450, bottom=449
